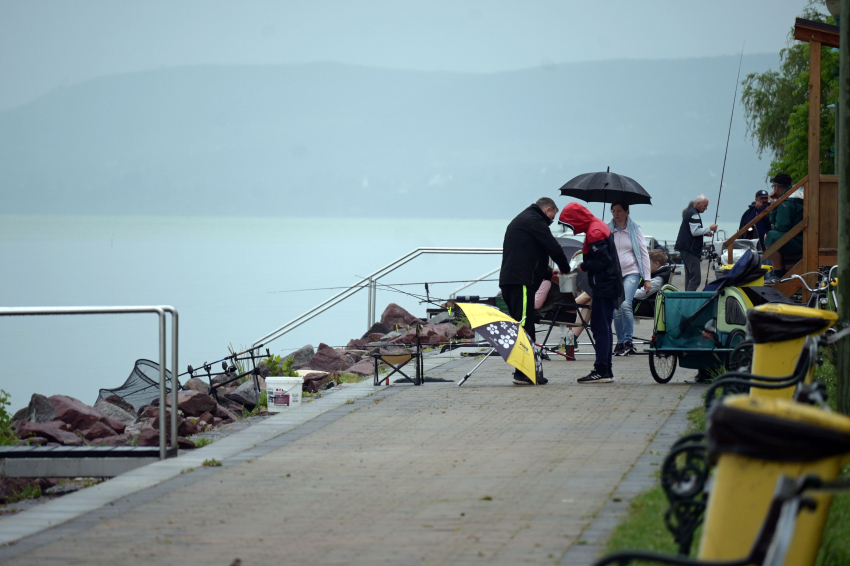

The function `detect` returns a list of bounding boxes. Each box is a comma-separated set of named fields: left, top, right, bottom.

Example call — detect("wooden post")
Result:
left=806, top=41, right=822, bottom=294
left=838, top=0, right=850, bottom=415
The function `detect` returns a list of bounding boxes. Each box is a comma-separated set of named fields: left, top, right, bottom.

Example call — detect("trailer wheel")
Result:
left=649, top=352, right=678, bottom=384
left=727, top=335, right=753, bottom=372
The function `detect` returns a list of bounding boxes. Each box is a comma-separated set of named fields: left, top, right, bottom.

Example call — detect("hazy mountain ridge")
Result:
left=1, top=55, right=779, bottom=219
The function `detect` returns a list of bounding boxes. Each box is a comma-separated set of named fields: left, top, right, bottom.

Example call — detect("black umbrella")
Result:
left=558, top=167, right=652, bottom=207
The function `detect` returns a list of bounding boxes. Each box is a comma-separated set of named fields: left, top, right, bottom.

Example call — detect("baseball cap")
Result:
left=769, top=173, right=792, bottom=187
left=755, top=189, right=769, bottom=198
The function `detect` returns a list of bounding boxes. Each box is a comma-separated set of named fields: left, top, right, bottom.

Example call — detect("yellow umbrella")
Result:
left=456, top=303, right=541, bottom=384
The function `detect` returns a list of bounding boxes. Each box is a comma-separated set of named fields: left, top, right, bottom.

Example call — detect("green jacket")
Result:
left=769, top=188, right=803, bottom=233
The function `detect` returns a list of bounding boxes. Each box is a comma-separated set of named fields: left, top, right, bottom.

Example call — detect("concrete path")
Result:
left=0, top=333, right=704, bottom=566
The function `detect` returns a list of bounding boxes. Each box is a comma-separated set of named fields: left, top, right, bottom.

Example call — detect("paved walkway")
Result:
left=0, top=330, right=704, bottom=566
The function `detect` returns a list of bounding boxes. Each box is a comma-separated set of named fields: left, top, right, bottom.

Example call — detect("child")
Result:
left=559, top=203, right=623, bottom=384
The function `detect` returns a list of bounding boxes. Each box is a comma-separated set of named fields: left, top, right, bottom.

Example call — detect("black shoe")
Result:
left=622, top=342, right=637, bottom=356
left=613, top=343, right=625, bottom=357
left=540, top=351, right=551, bottom=361
left=513, top=373, right=548, bottom=385
left=513, top=373, right=534, bottom=385
left=577, top=370, right=613, bottom=384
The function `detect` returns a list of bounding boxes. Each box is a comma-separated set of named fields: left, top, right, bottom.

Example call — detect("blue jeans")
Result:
left=613, top=273, right=641, bottom=344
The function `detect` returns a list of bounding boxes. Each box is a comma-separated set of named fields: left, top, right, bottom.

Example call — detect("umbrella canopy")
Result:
left=559, top=169, right=652, bottom=206
left=457, top=303, right=542, bottom=384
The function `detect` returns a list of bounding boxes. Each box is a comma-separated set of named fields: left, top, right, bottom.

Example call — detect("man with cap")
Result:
left=738, top=189, right=771, bottom=249
left=764, top=173, right=803, bottom=278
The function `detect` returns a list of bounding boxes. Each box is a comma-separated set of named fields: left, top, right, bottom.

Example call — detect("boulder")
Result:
left=18, top=436, right=48, bottom=446
left=178, top=437, right=196, bottom=449
left=380, top=303, right=422, bottom=329
left=15, top=420, right=83, bottom=446
left=82, top=422, right=118, bottom=441
left=172, top=390, right=217, bottom=417
left=137, top=428, right=161, bottom=447
left=302, top=343, right=355, bottom=373
left=48, top=395, right=105, bottom=431
left=360, top=322, right=391, bottom=340
left=103, top=418, right=127, bottom=434
left=198, top=412, right=215, bottom=426
left=225, top=381, right=259, bottom=410
left=455, top=325, right=476, bottom=339
left=335, top=349, right=360, bottom=363
left=345, top=359, right=375, bottom=377
left=100, top=394, right=136, bottom=415
left=179, top=419, right=200, bottom=437
left=94, top=399, right=137, bottom=427
left=283, top=344, right=315, bottom=367
left=379, top=330, right=406, bottom=342
left=346, top=339, right=369, bottom=350
left=18, top=394, right=56, bottom=424
left=302, top=372, right=332, bottom=394
left=428, top=311, right=452, bottom=324
left=213, top=403, right=240, bottom=422
left=432, top=323, right=458, bottom=340
left=183, top=377, right=211, bottom=395
left=92, top=432, right=133, bottom=447
left=367, top=333, right=386, bottom=342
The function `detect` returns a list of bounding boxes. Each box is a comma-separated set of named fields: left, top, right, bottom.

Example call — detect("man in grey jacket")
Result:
left=674, top=195, right=717, bottom=291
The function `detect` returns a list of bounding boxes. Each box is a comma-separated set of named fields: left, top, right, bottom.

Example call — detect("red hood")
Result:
left=559, top=203, right=610, bottom=253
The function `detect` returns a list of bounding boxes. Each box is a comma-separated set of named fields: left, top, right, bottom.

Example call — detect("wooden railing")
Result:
left=721, top=176, right=808, bottom=264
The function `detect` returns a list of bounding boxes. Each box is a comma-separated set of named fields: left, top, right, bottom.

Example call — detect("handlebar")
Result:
left=779, top=274, right=815, bottom=292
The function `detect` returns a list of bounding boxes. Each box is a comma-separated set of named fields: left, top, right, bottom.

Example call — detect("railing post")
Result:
left=371, top=279, right=377, bottom=326
left=367, top=276, right=373, bottom=330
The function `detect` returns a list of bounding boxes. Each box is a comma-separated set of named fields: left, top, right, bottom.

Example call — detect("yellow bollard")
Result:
left=747, top=304, right=837, bottom=399
left=698, top=396, right=850, bottom=565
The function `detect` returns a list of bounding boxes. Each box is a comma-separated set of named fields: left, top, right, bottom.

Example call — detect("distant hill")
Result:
left=0, top=55, right=780, bottom=220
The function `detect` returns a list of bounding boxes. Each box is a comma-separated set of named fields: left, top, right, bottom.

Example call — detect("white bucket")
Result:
left=265, top=376, right=303, bottom=412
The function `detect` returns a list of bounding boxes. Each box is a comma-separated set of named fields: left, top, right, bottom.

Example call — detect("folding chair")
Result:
left=538, top=301, right=594, bottom=356
left=371, top=326, right=424, bottom=386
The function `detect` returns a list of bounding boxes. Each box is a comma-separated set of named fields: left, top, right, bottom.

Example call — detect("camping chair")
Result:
left=538, top=300, right=594, bottom=356
left=371, top=326, right=424, bottom=386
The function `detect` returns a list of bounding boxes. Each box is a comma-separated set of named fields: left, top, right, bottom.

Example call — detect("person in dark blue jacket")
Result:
left=738, top=189, right=771, bottom=249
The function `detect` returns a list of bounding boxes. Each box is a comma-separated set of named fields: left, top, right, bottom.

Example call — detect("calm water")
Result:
left=0, top=215, right=735, bottom=411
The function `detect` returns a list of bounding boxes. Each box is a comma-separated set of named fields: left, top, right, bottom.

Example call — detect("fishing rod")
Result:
left=704, top=42, right=745, bottom=288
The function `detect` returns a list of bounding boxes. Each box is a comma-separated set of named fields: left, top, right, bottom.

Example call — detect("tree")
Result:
left=741, top=3, right=838, bottom=181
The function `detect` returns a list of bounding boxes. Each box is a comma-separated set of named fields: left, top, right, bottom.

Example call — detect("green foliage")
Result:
left=816, top=464, right=850, bottom=565
left=335, top=372, right=365, bottom=384
left=815, top=346, right=838, bottom=410
left=10, top=482, right=42, bottom=503
left=193, top=437, right=213, bottom=448
left=258, top=390, right=267, bottom=409
left=0, top=390, right=17, bottom=446
left=741, top=5, right=838, bottom=180
left=604, top=484, right=682, bottom=557
left=686, top=405, right=707, bottom=435
left=263, top=354, right=299, bottom=377
left=202, top=458, right=222, bottom=467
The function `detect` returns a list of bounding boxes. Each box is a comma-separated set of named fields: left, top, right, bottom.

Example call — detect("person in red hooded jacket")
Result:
left=559, top=203, right=624, bottom=384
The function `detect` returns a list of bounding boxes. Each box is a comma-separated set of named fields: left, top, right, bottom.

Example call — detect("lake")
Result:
left=0, top=214, right=737, bottom=411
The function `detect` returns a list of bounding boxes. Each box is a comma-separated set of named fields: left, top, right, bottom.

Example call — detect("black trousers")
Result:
left=500, top=284, right=536, bottom=343
left=590, top=296, right=616, bottom=375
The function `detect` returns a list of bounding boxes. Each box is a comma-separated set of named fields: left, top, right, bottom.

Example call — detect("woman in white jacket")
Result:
left=609, top=201, right=651, bottom=356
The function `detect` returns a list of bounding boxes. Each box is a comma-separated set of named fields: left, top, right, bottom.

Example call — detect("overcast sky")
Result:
left=0, top=0, right=813, bottom=111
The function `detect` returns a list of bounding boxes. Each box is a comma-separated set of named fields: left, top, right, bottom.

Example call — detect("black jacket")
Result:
left=580, top=234, right=624, bottom=300
left=739, top=203, right=770, bottom=249
left=499, top=205, right=571, bottom=289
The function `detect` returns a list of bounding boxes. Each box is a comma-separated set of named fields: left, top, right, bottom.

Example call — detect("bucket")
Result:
left=265, top=376, right=303, bottom=412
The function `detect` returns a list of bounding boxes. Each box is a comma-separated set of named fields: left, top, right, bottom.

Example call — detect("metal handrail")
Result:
left=0, top=306, right=178, bottom=460
left=253, top=247, right=502, bottom=347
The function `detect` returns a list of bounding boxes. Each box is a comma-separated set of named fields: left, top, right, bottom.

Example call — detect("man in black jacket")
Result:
left=499, top=198, right=572, bottom=385
left=675, top=195, right=717, bottom=291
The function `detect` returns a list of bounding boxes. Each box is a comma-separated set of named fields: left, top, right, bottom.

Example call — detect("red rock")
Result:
left=82, top=422, right=118, bottom=441
left=172, top=390, right=216, bottom=417
left=213, top=403, right=240, bottom=422
left=47, top=395, right=106, bottom=431
left=380, top=303, right=422, bottom=328
left=346, top=359, right=375, bottom=376
left=178, top=437, right=196, bottom=449
left=198, top=412, right=215, bottom=426
left=455, top=325, right=475, bottom=339
left=15, top=420, right=83, bottom=446
left=368, top=333, right=385, bottom=342
left=18, top=436, right=48, bottom=446
left=103, top=418, right=126, bottom=434
left=346, top=339, right=369, bottom=350
left=336, top=349, right=360, bottom=363
left=213, top=417, right=223, bottom=426
left=302, top=343, right=354, bottom=372
left=302, top=372, right=331, bottom=394
left=91, top=432, right=133, bottom=447
left=137, top=428, right=161, bottom=447
left=179, top=419, right=200, bottom=437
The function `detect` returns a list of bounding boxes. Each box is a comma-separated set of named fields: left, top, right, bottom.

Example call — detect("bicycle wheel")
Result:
left=727, top=338, right=753, bottom=372
left=649, top=352, right=678, bottom=384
